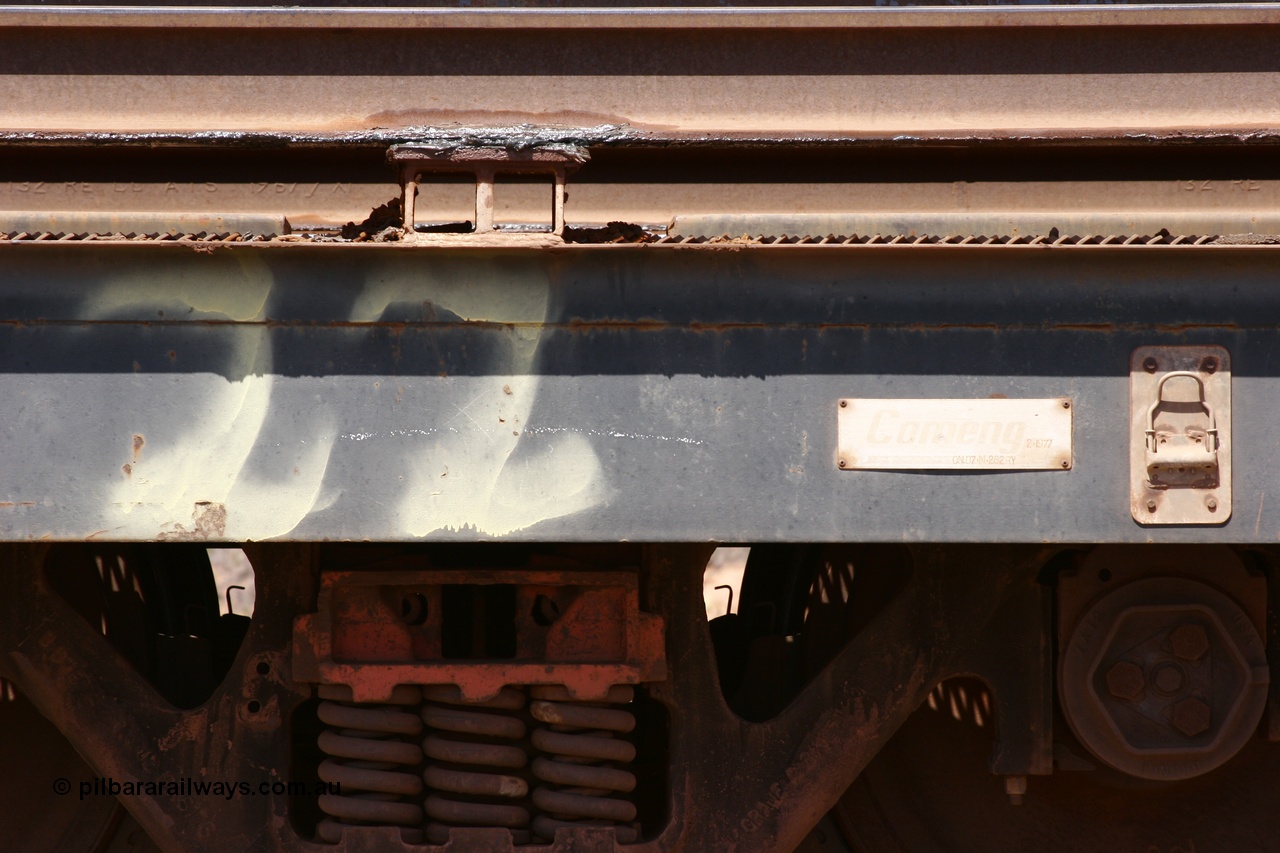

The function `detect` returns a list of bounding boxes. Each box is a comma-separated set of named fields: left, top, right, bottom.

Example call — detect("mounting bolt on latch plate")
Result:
left=1130, top=346, right=1230, bottom=525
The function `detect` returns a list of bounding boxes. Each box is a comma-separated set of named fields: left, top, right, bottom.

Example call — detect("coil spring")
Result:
left=529, top=684, right=639, bottom=844
left=316, top=684, right=425, bottom=844
left=421, top=684, right=533, bottom=845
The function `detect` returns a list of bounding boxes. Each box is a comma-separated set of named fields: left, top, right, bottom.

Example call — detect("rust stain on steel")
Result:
left=0, top=501, right=37, bottom=508
left=564, top=319, right=669, bottom=334
left=131, top=433, right=145, bottom=462
left=1156, top=323, right=1242, bottom=332
left=688, top=321, right=769, bottom=333
left=902, top=322, right=1002, bottom=333
left=156, top=709, right=208, bottom=753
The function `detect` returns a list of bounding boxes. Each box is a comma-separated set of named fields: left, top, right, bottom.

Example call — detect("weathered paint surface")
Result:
left=3, top=243, right=1280, bottom=543
left=351, top=266, right=608, bottom=536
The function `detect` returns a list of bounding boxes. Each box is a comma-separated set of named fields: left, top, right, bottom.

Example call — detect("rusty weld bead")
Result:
left=1104, top=661, right=1145, bottom=701
left=1171, top=697, right=1212, bottom=737
left=1169, top=623, right=1210, bottom=661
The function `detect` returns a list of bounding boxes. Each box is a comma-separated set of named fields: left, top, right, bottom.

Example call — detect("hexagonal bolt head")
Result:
left=1171, top=697, right=1212, bottom=737
left=1105, top=661, right=1145, bottom=701
left=1169, top=623, right=1210, bottom=661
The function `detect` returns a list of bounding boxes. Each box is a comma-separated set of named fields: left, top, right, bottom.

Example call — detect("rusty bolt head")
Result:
left=1171, top=697, right=1212, bottom=737
left=1201, top=356, right=1218, bottom=374
left=1205, top=496, right=1218, bottom=512
left=1146, top=499, right=1158, bottom=512
left=1143, top=357, right=1159, bottom=373
left=1105, top=660, right=1145, bottom=701
left=1169, top=623, right=1210, bottom=661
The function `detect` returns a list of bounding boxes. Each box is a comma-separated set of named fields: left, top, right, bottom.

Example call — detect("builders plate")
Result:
left=837, top=398, right=1073, bottom=470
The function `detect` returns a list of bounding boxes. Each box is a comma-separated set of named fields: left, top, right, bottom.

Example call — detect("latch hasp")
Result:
left=1130, top=346, right=1231, bottom=525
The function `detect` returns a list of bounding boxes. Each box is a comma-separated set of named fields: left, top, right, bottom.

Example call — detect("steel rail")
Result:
left=0, top=240, right=1277, bottom=250
left=3, top=4, right=1280, bottom=139
left=7, top=130, right=1280, bottom=150
left=2, top=4, right=1280, bottom=29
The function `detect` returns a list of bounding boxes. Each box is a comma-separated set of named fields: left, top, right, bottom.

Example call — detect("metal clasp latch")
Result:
left=1144, top=371, right=1219, bottom=487
left=1130, top=347, right=1231, bottom=524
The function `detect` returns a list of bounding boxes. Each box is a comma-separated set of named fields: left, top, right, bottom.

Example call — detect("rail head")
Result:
left=3, top=4, right=1280, bottom=150
left=2, top=4, right=1280, bottom=29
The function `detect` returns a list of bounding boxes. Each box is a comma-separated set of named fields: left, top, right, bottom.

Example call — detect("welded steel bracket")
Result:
left=1131, top=346, right=1231, bottom=525
left=293, top=569, right=665, bottom=703
left=389, top=145, right=587, bottom=244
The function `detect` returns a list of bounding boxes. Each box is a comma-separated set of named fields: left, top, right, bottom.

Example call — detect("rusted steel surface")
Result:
left=0, top=211, right=288, bottom=238
left=6, top=140, right=1280, bottom=236
left=830, top=546, right=1280, bottom=853
left=294, top=569, right=665, bottom=702
left=0, top=543, right=313, bottom=852
left=4, top=230, right=1277, bottom=246
left=291, top=552, right=664, bottom=845
left=1, top=4, right=1276, bottom=852
left=1056, top=546, right=1268, bottom=781
left=2, top=7, right=1280, bottom=139
left=0, top=541, right=1040, bottom=853
left=671, top=212, right=1280, bottom=241
left=391, top=146, right=584, bottom=242
left=10, top=144, right=1280, bottom=237
left=2, top=539, right=1271, bottom=852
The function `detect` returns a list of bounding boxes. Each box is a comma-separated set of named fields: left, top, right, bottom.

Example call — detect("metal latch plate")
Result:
left=1130, top=346, right=1231, bottom=525
left=837, top=398, right=1073, bottom=470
